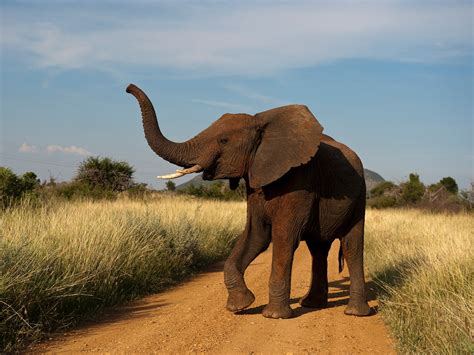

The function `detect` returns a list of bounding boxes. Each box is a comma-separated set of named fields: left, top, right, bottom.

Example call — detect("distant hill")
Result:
left=364, top=169, right=385, bottom=191
left=176, top=169, right=385, bottom=191
left=176, top=174, right=214, bottom=191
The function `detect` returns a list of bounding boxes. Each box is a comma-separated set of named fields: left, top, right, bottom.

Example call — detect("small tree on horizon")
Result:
left=439, top=177, right=458, bottom=194
left=166, top=180, right=176, bottom=192
left=401, top=173, right=425, bottom=204
left=75, top=157, right=135, bottom=192
left=0, top=167, right=40, bottom=207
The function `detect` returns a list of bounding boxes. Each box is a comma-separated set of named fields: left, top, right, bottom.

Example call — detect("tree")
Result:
left=0, top=167, right=21, bottom=207
left=401, top=173, right=425, bottom=204
left=166, top=180, right=176, bottom=191
left=0, top=168, right=40, bottom=207
left=21, top=172, right=40, bottom=191
left=439, top=177, right=458, bottom=194
left=75, top=157, right=135, bottom=192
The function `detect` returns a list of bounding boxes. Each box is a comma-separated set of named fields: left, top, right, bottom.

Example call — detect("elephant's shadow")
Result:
left=236, top=277, right=378, bottom=318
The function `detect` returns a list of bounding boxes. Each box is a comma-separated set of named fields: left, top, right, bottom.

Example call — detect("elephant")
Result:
left=126, top=84, right=371, bottom=319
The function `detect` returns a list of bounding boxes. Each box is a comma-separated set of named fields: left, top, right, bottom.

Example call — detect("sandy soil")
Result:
left=35, top=240, right=395, bottom=354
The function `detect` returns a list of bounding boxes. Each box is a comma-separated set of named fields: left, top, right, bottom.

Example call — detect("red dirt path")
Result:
left=36, top=240, right=394, bottom=353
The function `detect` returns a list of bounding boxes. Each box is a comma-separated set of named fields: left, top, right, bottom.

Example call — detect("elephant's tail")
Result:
left=338, top=242, right=344, bottom=273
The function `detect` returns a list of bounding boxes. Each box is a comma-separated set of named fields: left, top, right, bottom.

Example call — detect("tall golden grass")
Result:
left=1, top=198, right=472, bottom=353
left=0, top=196, right=245, bottom=350
left=365, top=209, right=473, bottom=354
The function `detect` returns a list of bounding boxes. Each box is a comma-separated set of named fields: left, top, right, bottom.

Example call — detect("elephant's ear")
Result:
left=249, top=105, right=323, bottom=189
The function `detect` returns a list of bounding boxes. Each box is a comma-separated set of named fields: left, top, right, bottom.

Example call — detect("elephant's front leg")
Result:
left=262, top=225, right=300, bottom=319
left=224, top=218, right=270, bottom=312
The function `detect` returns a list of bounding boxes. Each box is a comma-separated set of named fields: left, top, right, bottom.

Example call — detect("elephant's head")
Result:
left=126, top=84, right=324, bottom=189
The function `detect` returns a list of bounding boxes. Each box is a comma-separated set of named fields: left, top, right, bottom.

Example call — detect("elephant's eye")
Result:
left=219, top=137, right=229, bottom=145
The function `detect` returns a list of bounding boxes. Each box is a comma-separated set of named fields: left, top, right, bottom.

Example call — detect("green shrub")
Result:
left=166, top=180, right=176, bottom=191
left=370, top=181, right=396, bottom=197
left=35, top=157, right=148, bottom=202
left=75, top=157, right=134, bottom=192
left=439, top=176, right=458, bottom=194
left=53, top=181, right=117, bottom=200
left=0, top=168, right=40, bottom=208
left=179, top=181, right=245, bottom=201
left=368, top=195, right=398, bottom=208
left=401, top=173, right=425, bottom=204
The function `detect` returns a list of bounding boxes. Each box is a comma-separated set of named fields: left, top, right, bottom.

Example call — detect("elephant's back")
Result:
left=320, top=135, right=364, bottom=178
left=316, top=137, right=364, bottom=198
left=313, top=139, right=365, bottom=237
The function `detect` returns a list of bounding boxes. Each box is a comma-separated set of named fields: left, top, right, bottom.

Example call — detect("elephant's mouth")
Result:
left=202, top=162, right=241, bottom=185
left=229, top=178, right=240, bottom=190
left=202, top=164, right=217, bottom=181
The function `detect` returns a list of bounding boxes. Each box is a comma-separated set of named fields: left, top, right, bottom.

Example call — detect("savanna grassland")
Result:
left=1, top=197, right=472, bottom=353
left=0, top=196, right=245, bottom=350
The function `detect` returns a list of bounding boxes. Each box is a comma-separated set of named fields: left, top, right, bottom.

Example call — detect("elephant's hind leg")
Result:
left=299, top=239, right=332, bottom=308
left=224, top=218, right=270, bottom=312
left=341, top=214, right=371, bottom=316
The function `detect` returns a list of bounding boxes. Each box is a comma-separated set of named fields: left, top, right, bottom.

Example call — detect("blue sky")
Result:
left=1, top=0, right=472, bottom=189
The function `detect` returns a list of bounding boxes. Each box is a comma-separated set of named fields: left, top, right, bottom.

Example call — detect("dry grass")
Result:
left=0, top=196, right=245, bottom=350
left=1, top=198, right=472, bottom=353
left=365, top=209, right=474, bottom=354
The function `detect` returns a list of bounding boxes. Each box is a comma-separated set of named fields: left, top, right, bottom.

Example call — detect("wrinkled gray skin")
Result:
left=127, top=84, right=371, bottom=319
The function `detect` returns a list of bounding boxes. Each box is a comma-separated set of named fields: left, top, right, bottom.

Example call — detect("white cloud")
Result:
left=2, top=2, right=472, bottom=75
left=19, top=143, right=39, bottom=153
left=19, top=142, right=92, bottom=156
left=46, top=145, right=92, bottom=156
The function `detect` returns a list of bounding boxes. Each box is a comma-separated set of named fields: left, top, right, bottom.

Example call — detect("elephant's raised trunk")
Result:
left=126, top=84, right=202, bottom=178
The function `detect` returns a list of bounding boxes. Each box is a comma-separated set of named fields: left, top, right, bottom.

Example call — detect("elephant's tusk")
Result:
left=157, top=164, right=203, bottom=180
left=176, top=164, right=203, bottom=174
left=157, top=172, right=185, bottom=179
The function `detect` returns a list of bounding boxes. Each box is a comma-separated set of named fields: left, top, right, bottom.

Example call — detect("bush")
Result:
left=75, top=157, right=135, bottom=192
left=401, top=173, right=425, bottom=204
left=370, top=181, right=396, bottom=197
left=0, top=168, right=40, bottom=208
left=179, top=181, right=245, bottom=201
left=37, top=157, right=147, bottom=201
left=439, top=176, right=458, bottom=194
left=53, top=181, right=117, bottom=201
left=166, top=180, right=176, bottom=192
left=367, top=195, right=398, bottom=209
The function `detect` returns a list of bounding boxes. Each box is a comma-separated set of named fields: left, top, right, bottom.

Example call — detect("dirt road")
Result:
left=38, top=241, right=394, bottom=353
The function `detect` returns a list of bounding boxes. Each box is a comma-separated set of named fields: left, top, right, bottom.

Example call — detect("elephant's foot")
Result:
left=299, top=293, right=328, bottom=309
left=262, top=303, right=293, bottom=319
left=344, top=301, right=371, bottom=316
left=226, top=289, right=255, bottom=312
